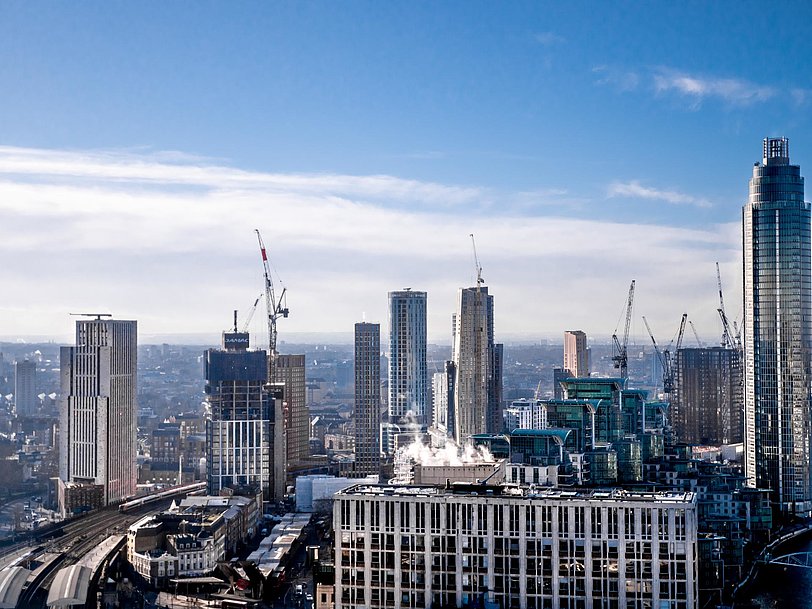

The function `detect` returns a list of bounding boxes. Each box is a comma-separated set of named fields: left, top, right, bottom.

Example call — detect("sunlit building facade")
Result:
left=334, top=484, right=699, bottom=609
left=453, top=286, right=503, bottom=442
left=743, top=137, right=812, bottom=514
left=388, top=290, right=428, bottom=426
left=59, top=317, right=138, bottom=510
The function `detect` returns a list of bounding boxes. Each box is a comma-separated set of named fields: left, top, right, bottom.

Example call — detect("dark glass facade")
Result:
left=354, top=322, right=381, bottom=477
left=743, top=137, right=812, bottom=514
left=673, top=347, right=743, bottom=445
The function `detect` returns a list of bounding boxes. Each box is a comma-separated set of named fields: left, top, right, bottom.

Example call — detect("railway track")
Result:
left=15, top=498, right=175, bottom=608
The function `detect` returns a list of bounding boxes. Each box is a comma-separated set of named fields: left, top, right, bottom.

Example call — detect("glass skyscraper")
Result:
left=743, top=137, right=812, bottom=515
left=387, top=289, right=428, bottom=425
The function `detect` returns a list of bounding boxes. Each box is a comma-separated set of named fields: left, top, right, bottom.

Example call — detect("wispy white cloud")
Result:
left=592, top=65, right=640, bottom=92
left=607, top=180, right=711, bottom=208
left=594, top=65, right=786, bottom=109
left=0, top=146, right=735, bottom=340
left=0, top=146, right=481, bottom=206
left=535, top=32, right=565, bottom=47
left=652, top=68, right=775, bottom=107
left=791, top=87, right=812, bottom=106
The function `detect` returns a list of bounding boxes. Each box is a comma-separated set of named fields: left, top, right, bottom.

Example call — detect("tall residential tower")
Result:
left=59, top=317, right=137, bottom=513
left=14, top=359, right=37, bottom=416
left=384, top=290, right=428, bottom=452
left=354, top=322, right=381, bottom=477
left=452, top=286, right=503, bottom=442
left=276, top=353, right=309, bottom=470
left=743, top=137, right=812, bottom=514
left=564, top=330, right=589, bottom=378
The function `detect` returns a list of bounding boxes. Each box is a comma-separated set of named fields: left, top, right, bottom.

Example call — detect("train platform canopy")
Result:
left=0, top=566, right=31, bottom=609
left=47, top=565, right=91, bottom=607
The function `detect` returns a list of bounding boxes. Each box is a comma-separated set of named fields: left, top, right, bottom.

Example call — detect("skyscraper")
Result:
left=59, top=317, right=137, bottom=512
left=387, top=290, right=428, bottom=425
left=276, top=354, right=309, bottom=469
left=14, top=359, right=36, bottom=416
left=452, top=286, right=501, bottom=443
left=205, top=328, right=285, bottom=502
left=354, top=322, right=381, bottom=477
left=744, top=137, right=812, bottom=514
left=564, top=330, right=589, bottom=378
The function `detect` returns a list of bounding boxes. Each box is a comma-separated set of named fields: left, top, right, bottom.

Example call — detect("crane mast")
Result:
left=642, top=313, right=686, bottom=397
left=642, top=316, right=668, bottom=393
left=255, top=229, right=289, bottom=382
left=470, top=234, right=484, bottom=289
left=242, top=295, right=262, bottom=333
left=612, top=280, right=635, bottom=379
left=716, top=262, right=732, bottom=348
left=688, top=320, right=704, bottom=347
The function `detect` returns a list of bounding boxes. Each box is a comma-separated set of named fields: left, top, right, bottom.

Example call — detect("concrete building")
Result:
left=334, top=484, right=699, bottom=609
left=503, top=399, right=547, bottom=431
left=276, top=354, right=309, bottom=468
left=673, top=347, right=743, bottom=446
left=743, top=137, right=812, bottom=515
left=59, top=317, right=137, bottom=512
left=388, top=290, right=428, bottom=429
left=452, top=286, right=502, bottom=443
left=205, top=329, right=286, bottom=502
left=354, top=322, right=381, bottom=477
left=430, top=361, right=455, bottom=444
left=14, top=359, right=36, bottom=417
left=564, top=330, right=589, bottom=378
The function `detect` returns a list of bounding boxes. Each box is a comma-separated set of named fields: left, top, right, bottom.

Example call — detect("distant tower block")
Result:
left=14, top=359, right=36, bottom=416
left=564, top=330, right=589, bottom=378
left=354, top=322, right=381, bottom=478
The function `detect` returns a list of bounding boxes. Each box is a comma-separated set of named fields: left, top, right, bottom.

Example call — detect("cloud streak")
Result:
left=652, top=68, right=776, bottom=106
left=607, top=180, right=711, bottom=208
left=595, top=65, right=784, bottom=108
left=0, top=146, right=737, bottom=341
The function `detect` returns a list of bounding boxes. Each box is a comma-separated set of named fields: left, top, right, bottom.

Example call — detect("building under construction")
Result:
left=672, top=347, right=743, bottom=446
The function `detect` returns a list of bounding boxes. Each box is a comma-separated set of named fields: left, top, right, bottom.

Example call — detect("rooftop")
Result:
left=336, top=484, right=695, bottom=505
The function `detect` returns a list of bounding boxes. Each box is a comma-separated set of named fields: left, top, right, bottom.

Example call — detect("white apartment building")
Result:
left=59, top=317, right=138, bottom=511
left=334, top=484, right=698, bottom=609
left=503, top=399, right=547, bottom=431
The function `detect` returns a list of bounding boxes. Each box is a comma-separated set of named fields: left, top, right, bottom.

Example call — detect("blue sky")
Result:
left=1, top=2, right=811, bottom=342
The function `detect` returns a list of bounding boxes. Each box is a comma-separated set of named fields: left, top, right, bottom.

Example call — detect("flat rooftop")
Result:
left=335, top=484, right=695, bottom=505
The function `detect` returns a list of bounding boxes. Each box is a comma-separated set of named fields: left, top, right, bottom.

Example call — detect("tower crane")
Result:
left=642, top=316, right=669, bottom=393
left=612, top=280, right=635, bottom=379
left=716, top=262, right=732, bottom=348
left=688, top=320, right=704, bottom=347
left=255, top=229, right=289, bottom=382
left=470, top=234, right=484, bottom=289
left=642, top=313, right=687, bottom=397
left=241, top=295, right=263, bottom=333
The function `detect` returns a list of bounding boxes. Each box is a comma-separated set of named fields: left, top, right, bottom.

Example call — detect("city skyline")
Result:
left=4, top=4, right=812, bottom=341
